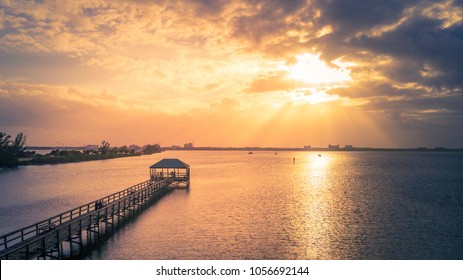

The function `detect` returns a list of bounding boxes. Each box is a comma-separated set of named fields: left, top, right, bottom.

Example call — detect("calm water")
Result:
left=0, top=151, right=462, bottom=259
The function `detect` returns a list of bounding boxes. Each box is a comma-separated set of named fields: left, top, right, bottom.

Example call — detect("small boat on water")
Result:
left=318, top=154, right=322, bottom=157
left=248, top=151, right=254, bottom=154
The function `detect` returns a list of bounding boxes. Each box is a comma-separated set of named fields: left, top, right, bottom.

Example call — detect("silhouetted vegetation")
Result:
left=1, top=132, right=32, bottom=167
left=28, top=140, right=143, bottom=165
left=1, top=132, right=163, bottom=168
left=29, top=149, right=141, bottom=165
left=142, top=144, right=162, bottom=155
left=99, top=140, right=111, bottom=155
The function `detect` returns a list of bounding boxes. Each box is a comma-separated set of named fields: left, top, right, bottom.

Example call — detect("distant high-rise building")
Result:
left=84, top=145, right=99, bottom=151
left=328, top=144, right=340, bottom=150
left=184, top=142, right=194, bottom=149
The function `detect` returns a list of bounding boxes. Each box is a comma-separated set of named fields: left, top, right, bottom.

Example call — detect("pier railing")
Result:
left=0, top=178, right=170, bottom=252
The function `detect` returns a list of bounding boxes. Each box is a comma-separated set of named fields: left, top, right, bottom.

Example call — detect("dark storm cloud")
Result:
left=352, top=16, right=463, bottom=89
left=314, top=0, right=419, bottom=35
left=366, top=92, right=463, bottom=114
left=337, top=84, right=463, bottom=137
left=229, top=0, right=463, bottom=91
left=370, top=94, right=463, bottom=134
left=329, top=82, right=424, bottom=99
left=227, top=1, right=457, bottom=86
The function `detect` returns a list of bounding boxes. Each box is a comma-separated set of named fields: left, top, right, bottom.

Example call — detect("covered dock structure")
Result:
left=0, top=158, right=190, bottom=260
left=150, top=158, right=190, bottom=188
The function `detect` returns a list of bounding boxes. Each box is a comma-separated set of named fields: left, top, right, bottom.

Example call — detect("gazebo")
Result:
left=150, top=158, right=190, bottom=187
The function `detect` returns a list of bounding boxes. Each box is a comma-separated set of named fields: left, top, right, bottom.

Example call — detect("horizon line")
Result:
left=28, top=145, right=463, bottom=151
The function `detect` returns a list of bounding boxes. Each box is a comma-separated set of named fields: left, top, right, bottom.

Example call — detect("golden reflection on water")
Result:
left=307, top=154, right=331, bottom=188
left=90, top=151, right=360, bottom=259
left=298, top=154, right=335, bottom=259
left=284, top=153, right=361, bottom=259
left=301, top=153, right=363, bottom=259
left=3, top=151, right=461, bottom=259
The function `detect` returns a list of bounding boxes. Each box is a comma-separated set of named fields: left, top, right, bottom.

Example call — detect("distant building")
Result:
left=184, top=142, right=194, bottom=149
left=84, top=145, right=99, bottom=151
left=129, top=144, right=140, bottom=151
left=328, top=144, right=340, bottom=150
left=303, top=145, right=311, bottom=150
left=345, top=145, right=354, bottom=150
left=171, top=145, right=181, bottom=150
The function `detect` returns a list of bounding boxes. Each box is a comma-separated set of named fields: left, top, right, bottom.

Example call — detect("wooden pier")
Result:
left=0, top=159, right=190, bottom=260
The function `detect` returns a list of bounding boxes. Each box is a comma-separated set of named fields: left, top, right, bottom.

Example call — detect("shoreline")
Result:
left=2, top=151, right=163, bottom=169
left=17, top=153, right=143, bottom=166
left=164, top=147, right=463, bottom=152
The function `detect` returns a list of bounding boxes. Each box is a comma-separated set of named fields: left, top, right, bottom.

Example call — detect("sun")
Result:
left=287, top=53, right=351, bottom=85
left=284, top=53, right=352, bottom=104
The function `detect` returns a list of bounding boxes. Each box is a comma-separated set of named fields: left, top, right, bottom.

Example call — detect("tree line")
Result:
left=0, top=132, right=162, bottom=168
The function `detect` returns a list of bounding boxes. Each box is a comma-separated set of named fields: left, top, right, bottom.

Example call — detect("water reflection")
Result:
left=299, top=154, right=334, bottom=258
left=307, top=153, right=331, bottom=188
left=1, top=151, right=462, bottom=259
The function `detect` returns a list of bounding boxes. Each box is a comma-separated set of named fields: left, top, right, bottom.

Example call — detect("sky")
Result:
left=1, top=0, right=463, bottom=148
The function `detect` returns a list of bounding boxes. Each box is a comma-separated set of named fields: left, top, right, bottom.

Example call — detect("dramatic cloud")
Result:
left=1, top=0, right=462, bottom=148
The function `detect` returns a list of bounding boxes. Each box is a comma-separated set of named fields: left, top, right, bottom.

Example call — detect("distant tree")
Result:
left=119, top=145, right=129, bottom=154
left=0, top=132, right=14, bottom=167
left=110, top=147, right=119, bottom=154
left=0, top=132, right=11, bottom=148
left=142, top=144, right=161, bottom=155
left=0, top=131, right=28, bottom=167
left=11, top=132, right=27, bottom=156
left=99, top=140, right=111, bottom=155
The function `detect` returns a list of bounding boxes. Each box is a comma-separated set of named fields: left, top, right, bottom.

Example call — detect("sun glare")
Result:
left=291, top=90, right=340, bottom=105
left=288, top=53, right=351, bottom=85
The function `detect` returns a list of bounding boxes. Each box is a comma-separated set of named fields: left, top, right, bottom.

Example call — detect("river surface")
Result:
left=0, top=151, right=462, bottom=259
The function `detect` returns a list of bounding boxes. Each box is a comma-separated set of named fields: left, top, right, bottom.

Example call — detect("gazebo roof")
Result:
left=150, top=158, right=189, bottom=169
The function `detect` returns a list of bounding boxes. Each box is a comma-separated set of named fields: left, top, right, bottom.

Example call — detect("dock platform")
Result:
left=0, top=159, right=190, bottom=260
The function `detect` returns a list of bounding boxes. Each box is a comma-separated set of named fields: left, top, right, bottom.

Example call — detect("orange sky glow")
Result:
left=1, top=1, right=463, bottom=148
